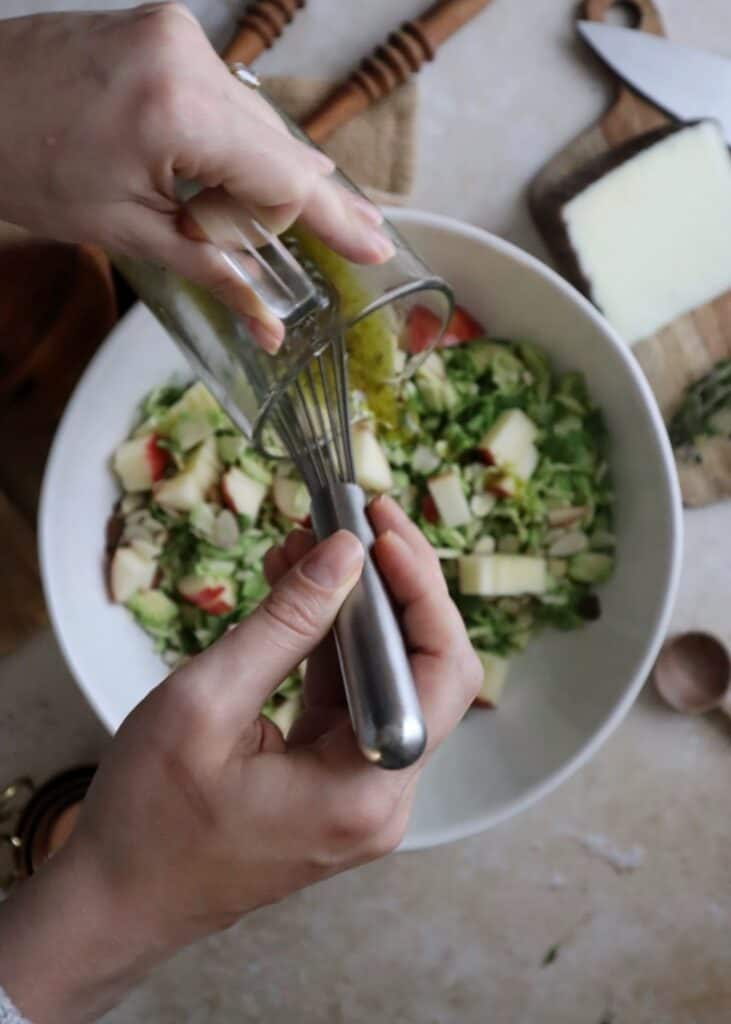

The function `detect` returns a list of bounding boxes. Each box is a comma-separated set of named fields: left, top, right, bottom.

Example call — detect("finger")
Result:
left=298, top=179, right=395, bottom=265
left=263, top=544, right=288, bottom=586
left=286, top=705, right=347, bottom=748
left=266, top=530, right=345, bottom=709
left=177, top=198, right=286, bottom=351
left=169, top=530, right=364, bottom=743
left=116, top=207, right=285, bottom=353
left=263, top=531, right=316, bottom=589
left=306, top=523, right=478, bottom=776
left=368, top=495, right=447, bottom=593
left=302, top=635, right=344, bottom=709
left=175, top=103, right=334, bottom=212
left=283, top=529, right=316, bottom=565
left=373, top=529, right=481, bottom=749
left=373, top=529, right=462, bottom=658
left=237, top=715, right=288, bottom=757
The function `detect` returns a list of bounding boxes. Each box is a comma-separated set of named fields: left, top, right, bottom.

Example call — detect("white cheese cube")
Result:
left=427, top=470, right=472, bottom=527
left=458, top=554, right=548, bottom=597
left=563, top=121, right=731, bottom=344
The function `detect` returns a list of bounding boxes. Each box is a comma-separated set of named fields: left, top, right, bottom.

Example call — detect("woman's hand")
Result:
left=0, top=498, right=481, bottom=1024
left=0, top=3, right=392, bottom=350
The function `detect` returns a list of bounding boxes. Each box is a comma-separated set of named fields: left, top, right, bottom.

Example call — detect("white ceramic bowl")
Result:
left=40, top=210, right=682, bottom=851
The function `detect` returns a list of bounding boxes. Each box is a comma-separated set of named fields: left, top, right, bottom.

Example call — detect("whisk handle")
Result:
left=311, top=483, right=427, bottom=770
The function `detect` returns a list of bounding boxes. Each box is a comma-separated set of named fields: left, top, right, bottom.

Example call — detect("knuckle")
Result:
left=260, top=585, right=323, bottom=650
left=368, top=817, right=406, bottom=859
left=135, top=69, right=191, bottom=142
left=325, top=789, right=393, bottom=851
left=170, top=684, right=215, bottom=734
left=135, top=2, right=193, bottom=38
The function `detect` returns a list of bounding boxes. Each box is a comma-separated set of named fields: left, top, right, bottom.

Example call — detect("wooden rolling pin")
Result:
left=302, top=0, right=494, bottom=144
left=223, top=0, right=305, bottom=65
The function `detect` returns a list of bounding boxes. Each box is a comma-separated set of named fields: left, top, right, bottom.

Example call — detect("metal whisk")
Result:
left=261, top=298, right=427, bottom=770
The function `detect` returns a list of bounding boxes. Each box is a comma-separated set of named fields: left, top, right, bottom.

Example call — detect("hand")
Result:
left=0, top=498, right=481, bottom=1024
left=0, top=3, right=393, bottom=351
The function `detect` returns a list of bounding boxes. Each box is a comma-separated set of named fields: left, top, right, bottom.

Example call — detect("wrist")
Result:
left=0, top=840, right=172, bottom=1024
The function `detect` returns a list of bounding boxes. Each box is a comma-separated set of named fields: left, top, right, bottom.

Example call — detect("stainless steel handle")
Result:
left=311, top=483, right=427, bottom=770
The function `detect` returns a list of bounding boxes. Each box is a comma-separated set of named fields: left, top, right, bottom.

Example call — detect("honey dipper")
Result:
left=223, top=0, right=305, bottom=65
left=302, top=0, right=495, bottom=144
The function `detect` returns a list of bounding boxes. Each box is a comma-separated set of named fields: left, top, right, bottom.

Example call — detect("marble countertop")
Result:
left=2, top=1, right=731, bottom=1021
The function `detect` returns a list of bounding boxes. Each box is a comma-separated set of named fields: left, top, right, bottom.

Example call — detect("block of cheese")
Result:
left=560, top=121, right=731, bottom=345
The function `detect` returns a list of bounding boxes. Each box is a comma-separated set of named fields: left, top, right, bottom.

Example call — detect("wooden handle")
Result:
left=302, top=0, right=494, bottom=144
left=583, top=0, right=663, bottom=39
left=223, top=0, right=305, bottom=65
left=582, top=0, right=667, bottom=148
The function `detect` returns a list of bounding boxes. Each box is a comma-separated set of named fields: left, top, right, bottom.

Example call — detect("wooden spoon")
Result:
left=651, top=632, right=731, bottom=716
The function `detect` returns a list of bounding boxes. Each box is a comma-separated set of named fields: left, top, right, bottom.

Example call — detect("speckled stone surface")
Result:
left=2, top=1, right=731, bottom=1021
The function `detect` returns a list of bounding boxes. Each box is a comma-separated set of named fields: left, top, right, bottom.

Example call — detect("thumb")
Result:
left=171, top=531, right=364, bottom=742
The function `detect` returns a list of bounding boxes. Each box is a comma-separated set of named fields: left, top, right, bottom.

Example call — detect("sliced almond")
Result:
left=548, top=531, right=588, bottom=557
left=547, top=506, right=587, bottom=528
left=214, top=509, right=240, bottom=550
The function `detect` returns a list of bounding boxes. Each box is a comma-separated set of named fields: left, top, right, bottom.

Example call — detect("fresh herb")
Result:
left=669, top=359, right=731, bottom=449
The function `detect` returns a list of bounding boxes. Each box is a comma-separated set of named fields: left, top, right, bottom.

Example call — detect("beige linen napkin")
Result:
left=261, top=77, right=418, bottom=205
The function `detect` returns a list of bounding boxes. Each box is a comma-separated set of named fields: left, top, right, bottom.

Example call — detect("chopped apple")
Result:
left=473, top=534, right=496, bottom=554
left=113, top=433, right=168, bottom=492
left=273, top=477, right=311, bottom=523
left=426, top=470, right=472, bottom=528
left=474, top=650, right=510, bottom=708
left=221, top=467, right=267, bottom=521
left=110, top=546, right=157, bottom=603
left=514, top=443, right=539, bottom=481
left=478, top=410, right=539, bottom=480
left=458, top=554, right=548, bottom=597
left=153, top=438, right=220, bottom=512
left=486, top=473, right=516, bottom=499
left=406, top=304, right=485, bottom=353
left=470, top=492, right=496, bottom=518
left=352, top=423, right=393, bottom=492
left=178, top=575, right=236, bottom=615
left=158, top=382, right=227, bottom=451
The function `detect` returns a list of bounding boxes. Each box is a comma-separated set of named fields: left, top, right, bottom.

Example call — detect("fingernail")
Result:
left=244, top=316, right=284, bottom=355
left=312, top=150, right=335, bottom=174
left=301, top=530, right=364, bottom=589
left=368, top=229, right=396, bottom=263
left=379, top=528, right=407, bottom=553
left=350, top=194, right=384, bottom=226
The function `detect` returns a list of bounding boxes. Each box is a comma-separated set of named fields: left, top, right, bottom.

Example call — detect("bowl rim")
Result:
left=386, top=209, right=682, bottom=850
left=39, top=208, right=683, bottom=851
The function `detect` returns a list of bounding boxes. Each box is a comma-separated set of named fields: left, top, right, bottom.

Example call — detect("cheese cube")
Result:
left=562, top=121, right=731, bottom=344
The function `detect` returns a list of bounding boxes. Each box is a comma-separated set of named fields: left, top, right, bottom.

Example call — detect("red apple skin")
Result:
left=443, top=307, right=484, bottom=346
left=406, top=304, right=486, bottom=354
left=145, top=434, right=169, bottom=482
left=478, top=446, right=496, bottom=466
left=421, top=494, right=439, bottom=524
left=406, top=306, right=441, bottom=354
left=486, top=477, right=513, bottom=499
left=220, top=477, right=234, bottom=512
left=181, top=585, right=233, bottom=616
left=206, top=483, right=223, bottom=505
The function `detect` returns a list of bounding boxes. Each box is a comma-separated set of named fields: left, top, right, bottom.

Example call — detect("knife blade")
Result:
left=577, top=22, right=731, bottom=146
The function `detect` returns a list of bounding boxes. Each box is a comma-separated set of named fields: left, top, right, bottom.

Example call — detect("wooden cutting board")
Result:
left=0, top=236, right=117, bottom=654
left=530, top=0, right=731, bottom=508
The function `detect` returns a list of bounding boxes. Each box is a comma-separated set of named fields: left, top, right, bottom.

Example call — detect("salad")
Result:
left=107, top=305, right=614, bottom=730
